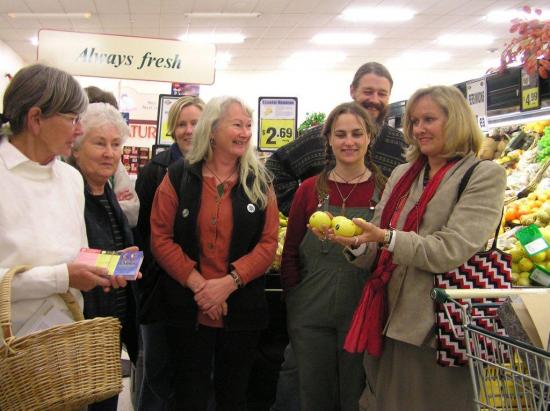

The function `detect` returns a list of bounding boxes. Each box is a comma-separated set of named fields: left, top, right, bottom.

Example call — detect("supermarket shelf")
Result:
left=488, top=105, right=550, bottom=128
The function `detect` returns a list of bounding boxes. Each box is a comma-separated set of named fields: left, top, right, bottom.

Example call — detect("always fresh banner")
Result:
left=38, top=30, right=216, bottom=84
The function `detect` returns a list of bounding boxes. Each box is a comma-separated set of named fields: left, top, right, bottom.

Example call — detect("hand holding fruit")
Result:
left=329, top=218, right=386, bottom=248
left=307, top=211, right=385, bottom=248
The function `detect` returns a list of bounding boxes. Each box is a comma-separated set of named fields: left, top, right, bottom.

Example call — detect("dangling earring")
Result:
left=210, top=138, right=216, bottom=146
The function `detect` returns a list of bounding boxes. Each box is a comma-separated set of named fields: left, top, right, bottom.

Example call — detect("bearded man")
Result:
left=266, top=62, right=406, bottom=215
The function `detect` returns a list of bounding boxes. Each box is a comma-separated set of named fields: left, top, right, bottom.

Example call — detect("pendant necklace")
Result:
left=331, top=168, right=368, bottom=214
left=204, top=163, right=237, bottom=199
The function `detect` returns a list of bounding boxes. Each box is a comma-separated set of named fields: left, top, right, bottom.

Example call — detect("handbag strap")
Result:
left=457, top=160, right=503, bottom=250
left=0, top=265, right=84, bottom=343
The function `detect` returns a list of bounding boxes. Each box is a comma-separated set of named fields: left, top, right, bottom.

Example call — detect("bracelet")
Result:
left=228, top=270, right=243, bottom=288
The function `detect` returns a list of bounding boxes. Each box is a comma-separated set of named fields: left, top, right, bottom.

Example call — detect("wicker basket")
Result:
left=0, top=266, right=122, bottom=410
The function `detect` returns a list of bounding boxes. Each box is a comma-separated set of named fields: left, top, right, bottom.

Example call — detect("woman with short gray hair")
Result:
left=69, top=102, right=138, bottom=411
left=0, top=64, right=127, bottom=341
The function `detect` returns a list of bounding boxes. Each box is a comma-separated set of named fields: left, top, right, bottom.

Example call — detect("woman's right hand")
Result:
left=67, top=263, right=120, bottom=292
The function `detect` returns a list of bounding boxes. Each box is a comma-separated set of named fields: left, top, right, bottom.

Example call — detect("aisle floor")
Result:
left=117, top=377, right=133, bottom=411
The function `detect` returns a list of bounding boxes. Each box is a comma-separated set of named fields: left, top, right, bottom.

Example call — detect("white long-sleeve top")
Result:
left=0, top=138, right=87, bottom=337
left=113, top=162, right=139, bottom=228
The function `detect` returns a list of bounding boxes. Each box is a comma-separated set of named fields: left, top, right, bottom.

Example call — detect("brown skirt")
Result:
left=359, top=337, right=476, bottom=411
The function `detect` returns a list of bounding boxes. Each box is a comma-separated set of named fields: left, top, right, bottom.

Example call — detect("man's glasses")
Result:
left=57, top=112, right=81, bottom=126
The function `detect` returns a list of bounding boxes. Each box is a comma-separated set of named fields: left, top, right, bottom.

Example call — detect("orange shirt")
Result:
left=150, top=172, right=279, bottom=327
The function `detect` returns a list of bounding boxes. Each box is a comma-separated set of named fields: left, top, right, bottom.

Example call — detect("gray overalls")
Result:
left=286, top=193, right=377, bottom=411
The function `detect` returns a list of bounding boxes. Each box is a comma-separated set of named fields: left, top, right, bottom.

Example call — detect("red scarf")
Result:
left=343, top=157, right=457, bottom=355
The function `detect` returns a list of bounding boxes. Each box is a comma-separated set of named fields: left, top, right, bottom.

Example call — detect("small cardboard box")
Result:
left=498, top=293, right=550, bottom=350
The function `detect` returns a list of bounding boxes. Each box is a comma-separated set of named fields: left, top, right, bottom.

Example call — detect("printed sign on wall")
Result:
left=521, top=67, right=540, bottom=112
left=466, top=79, right=488, bottom=131
left=38, top=30, right=216, bottom=84
left=156, top=94, right=181, bottom=146
left=257, top=97, right=298, bottom=152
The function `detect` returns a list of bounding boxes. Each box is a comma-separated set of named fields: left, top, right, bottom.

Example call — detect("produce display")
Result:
left=498, top=121, right=550, bottom=286
left=271, top=212, right=287, bottom=272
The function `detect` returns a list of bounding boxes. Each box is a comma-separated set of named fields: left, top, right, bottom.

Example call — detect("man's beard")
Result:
left=361, top=101, right=388, bottom=126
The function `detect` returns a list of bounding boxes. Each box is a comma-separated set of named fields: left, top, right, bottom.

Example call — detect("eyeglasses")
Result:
left=57, top=112, right=81, bottom=126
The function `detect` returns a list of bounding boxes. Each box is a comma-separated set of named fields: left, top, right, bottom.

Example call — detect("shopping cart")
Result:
left=431, top=287, right=550, bottom=411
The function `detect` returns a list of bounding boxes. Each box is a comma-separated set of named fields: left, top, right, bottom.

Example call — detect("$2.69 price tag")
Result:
left=260, top=119, right=295, bottom=149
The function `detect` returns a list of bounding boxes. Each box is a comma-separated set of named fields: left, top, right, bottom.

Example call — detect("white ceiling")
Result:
left=0, top=0, right=548, bottom=72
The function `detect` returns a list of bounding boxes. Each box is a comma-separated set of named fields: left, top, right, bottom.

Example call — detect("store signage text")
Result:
left=38, top=30, right=216, bottom=84
left=521, top=67, right=540, bottom=112
left=466, top=79, right=488, bottom=131
left=76, top=48, right=182, bottom=70
left=257, top=97, right=298, bottom=152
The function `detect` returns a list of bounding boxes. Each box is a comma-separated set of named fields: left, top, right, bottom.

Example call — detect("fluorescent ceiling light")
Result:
left=30, top=36, right=38, bottom=46
left=340, top=7, right=415, bottom=22
left=436, top=33, right=494, bottom=47
left=311, top=33, right=375, bottom=45
left=485, top=9, right=550, bottom=23
left=179, top=33, right=245, bottom=44
left=8, top=12, right=92, bottom=19
left=216, top=52, right=232, bottom=70
left=184, top=12, right=261, bottom=18
left=283, top=51, right=346, bottom=70
left=388, top=51, right=451, bottom=69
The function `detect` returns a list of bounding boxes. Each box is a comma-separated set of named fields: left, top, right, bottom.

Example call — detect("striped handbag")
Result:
left=434, top=161, right=512, bottom=367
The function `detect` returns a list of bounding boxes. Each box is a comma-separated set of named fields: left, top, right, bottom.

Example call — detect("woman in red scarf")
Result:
left=323, top=85, right=506, bottom=411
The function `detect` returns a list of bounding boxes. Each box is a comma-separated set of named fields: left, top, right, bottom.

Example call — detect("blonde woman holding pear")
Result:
left=281, top=102, right=386, bottom=411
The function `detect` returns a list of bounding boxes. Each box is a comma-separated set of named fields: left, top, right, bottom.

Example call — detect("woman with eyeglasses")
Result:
left=0, top=64, right=127, bottom=341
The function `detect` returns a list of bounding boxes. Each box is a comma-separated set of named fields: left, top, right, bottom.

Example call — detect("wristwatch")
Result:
left=228, top=270, right=243, bottom=288
left=381, top=229, right=394, bottom=248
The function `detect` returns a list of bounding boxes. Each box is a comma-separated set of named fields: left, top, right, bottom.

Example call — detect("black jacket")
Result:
left=163, top=159, right=268, bottom=331
left=82, top=182, right=139, bottom=363
left=134, top=145, right=181, bottom=323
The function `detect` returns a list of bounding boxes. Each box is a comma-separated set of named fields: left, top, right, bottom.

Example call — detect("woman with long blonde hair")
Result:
left=150, top=96, right=279, bottom=409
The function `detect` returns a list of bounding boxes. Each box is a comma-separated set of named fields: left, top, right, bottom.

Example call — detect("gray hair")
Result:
left=2, top=64, right=88, bottom=135
left=73, top=102, right=130, bottom=150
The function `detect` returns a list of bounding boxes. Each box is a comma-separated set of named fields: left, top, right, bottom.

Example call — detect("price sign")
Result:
left=466, top=79, right=488, bottom=132
left=257, top=97, right=298, bottom=152
left=521, top=67, right=540, bottom=112
left=260, top=119, right=295, bottom=148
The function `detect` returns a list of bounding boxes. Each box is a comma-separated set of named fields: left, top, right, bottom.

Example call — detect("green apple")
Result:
left=511, top=272, right=520, bottom=283
left=519, top=271, right=531, bottom=279
left=333, top=217, right=356, bottom=237
left=532, top=251, right=546, bottom=263
left=509, top=246, right=525, bottom=263
left=309, top=211, right=332, bottom=230
left=518, top=257, right=534, bottom=272
left=517, top=277, right=531, bottom=286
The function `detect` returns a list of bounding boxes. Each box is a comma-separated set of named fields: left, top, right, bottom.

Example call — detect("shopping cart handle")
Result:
left=431, top=287, right=550, bottom=303
left=431, top=288, right=451, bottom=303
